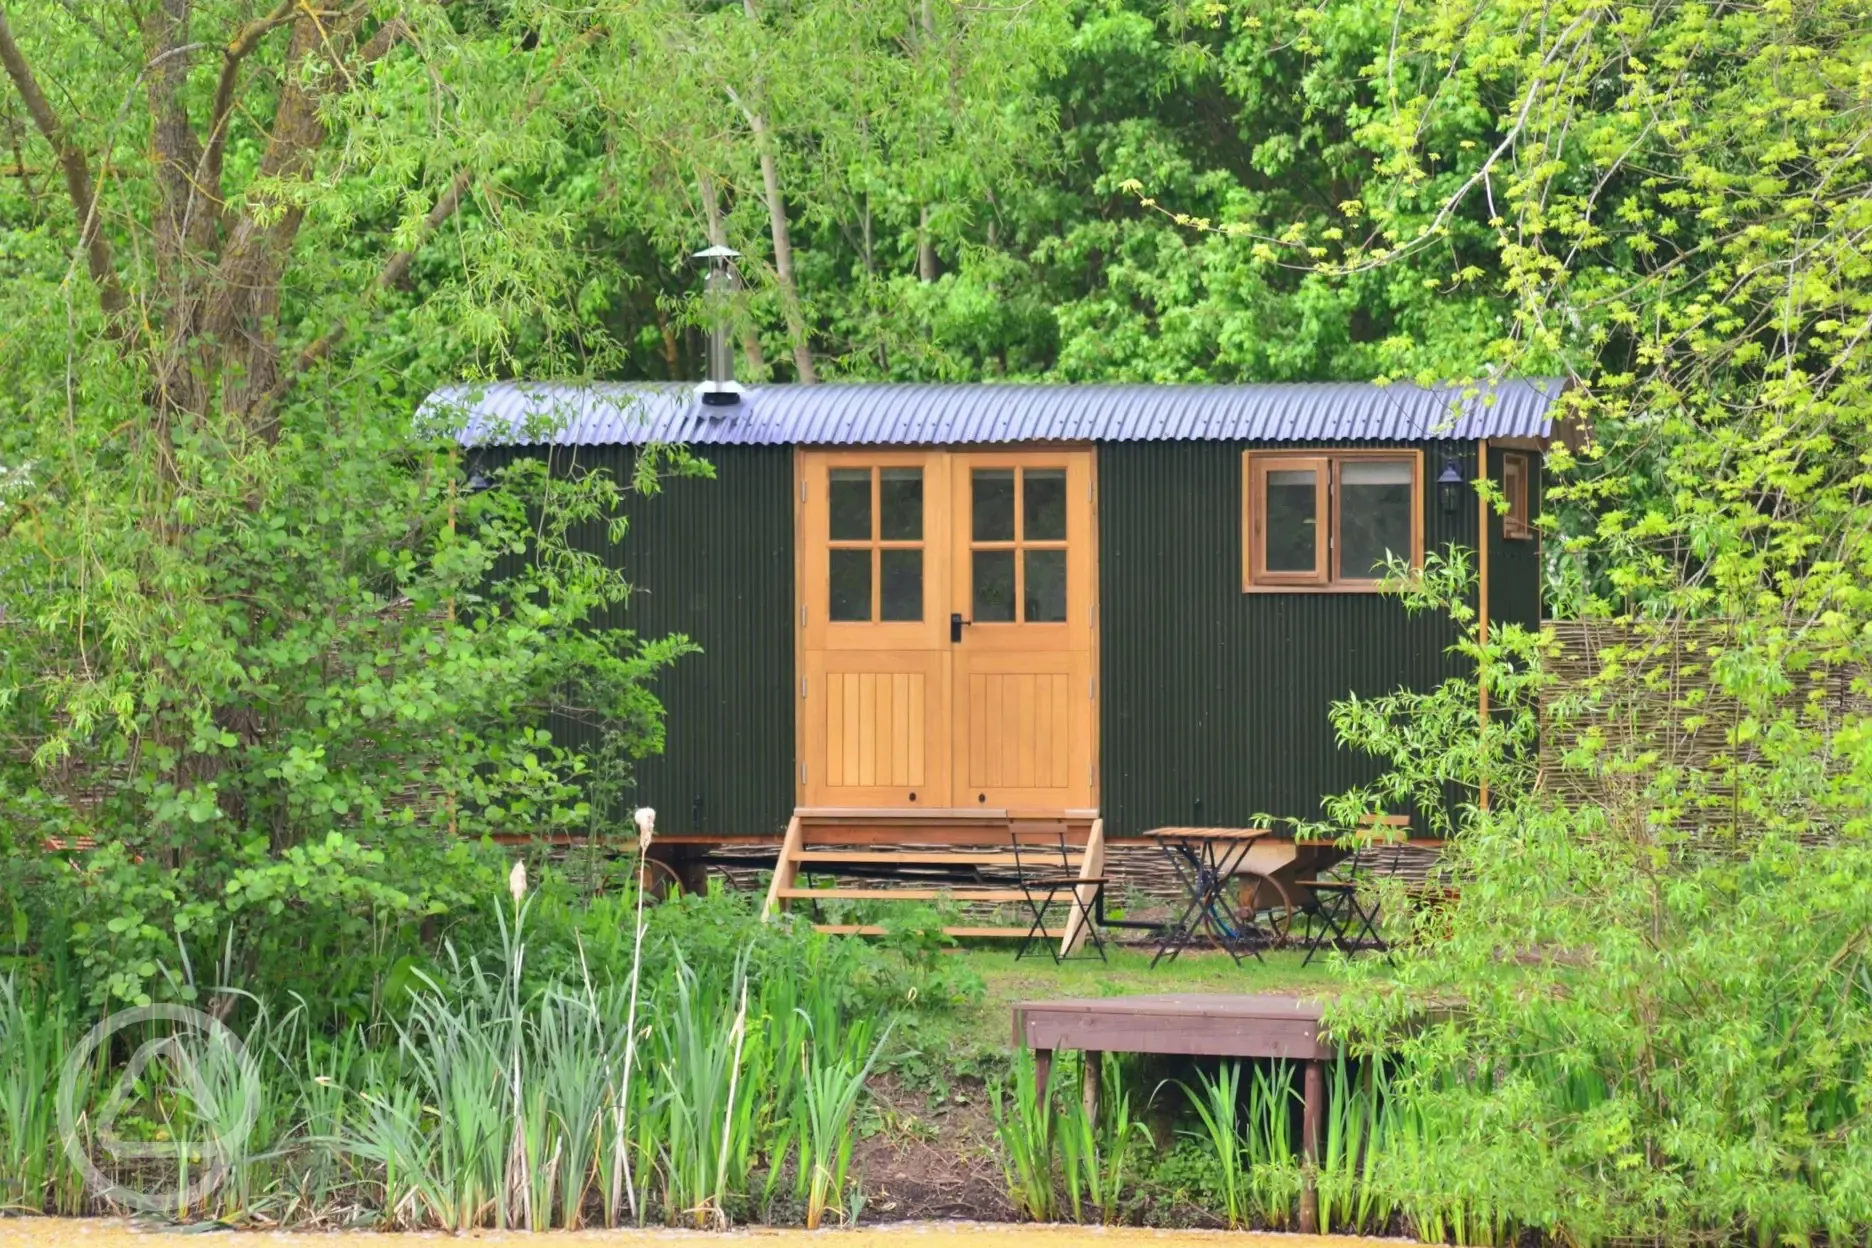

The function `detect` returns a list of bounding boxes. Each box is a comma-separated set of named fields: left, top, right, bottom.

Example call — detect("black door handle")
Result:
left=950, top=612, right=969, bottom=643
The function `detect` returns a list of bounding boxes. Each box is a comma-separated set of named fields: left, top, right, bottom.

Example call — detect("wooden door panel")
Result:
left=805, top=650, right=949, bottom=807
left=962, top=666, right=1071, bottom=790
left=954, top=651, right=1089, bottom=807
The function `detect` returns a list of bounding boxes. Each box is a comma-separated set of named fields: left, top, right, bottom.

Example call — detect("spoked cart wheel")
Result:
left=635, top=854, right=687, bottom=902
left=1235, top=870, right=1297, bottom=949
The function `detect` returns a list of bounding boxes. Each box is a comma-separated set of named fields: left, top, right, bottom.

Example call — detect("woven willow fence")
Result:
left=1540, top=620, right=1868, bottom=849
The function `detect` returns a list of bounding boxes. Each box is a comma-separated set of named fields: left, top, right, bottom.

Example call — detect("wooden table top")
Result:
left=1141, top=826, right=1271, bottom=841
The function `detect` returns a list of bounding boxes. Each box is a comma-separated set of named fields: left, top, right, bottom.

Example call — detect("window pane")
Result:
left=1504, top=455, right=1529, bottom=537
left=880, top=549, right=922, bottom=620
left=1264, top=468, right=1319, bottom=572
left=829, top=549, right=871, bottom=620
left=879, top=468, right=922, bottom=540
left=1023, top=469, right=1067, bottom=541
left=829, top=468, right=871, bottom=540
left=1339, top=460, right=1414, bottom=578
left=973, top=550, right=1016, bottom=621
left=972, top=469, right=1015, bottom=541
left=1024, top=549, right=1066, bottom=622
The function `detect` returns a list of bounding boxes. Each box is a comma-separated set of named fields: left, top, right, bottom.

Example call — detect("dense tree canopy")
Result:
left=0, top=0, right=1526, bottom=1008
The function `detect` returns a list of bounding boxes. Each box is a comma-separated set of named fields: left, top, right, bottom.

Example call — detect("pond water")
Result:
left=0, top=1220, right=1404, bottom=1247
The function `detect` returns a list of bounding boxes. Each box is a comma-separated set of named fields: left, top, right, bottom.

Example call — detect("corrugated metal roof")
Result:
left=432, top=378, right=1563, bottom=447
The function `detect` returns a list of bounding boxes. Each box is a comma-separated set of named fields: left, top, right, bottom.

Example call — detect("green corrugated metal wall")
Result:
left=521, top=445, right=797, bottom=836
left=1096, top=441, right=1486, bottom=834
left=503, top=437, right=1535, bottom=838
left=1485, top=448, right=1543, bottom=632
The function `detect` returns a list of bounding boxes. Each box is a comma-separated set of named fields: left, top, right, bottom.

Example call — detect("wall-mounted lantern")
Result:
left=1437, top=456, right=1467, bottom=515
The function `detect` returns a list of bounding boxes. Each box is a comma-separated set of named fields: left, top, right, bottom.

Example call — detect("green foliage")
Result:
left=989, top=1047, right=1059, bottom=1221
left=1271, top=0, right=1872, bottom=1239
left=1056, top=1053, right=1146, bottom=1225
left=1181, top=1061, right=1247, bottom=1228
left=794, top=1015, right=889, bottom=1228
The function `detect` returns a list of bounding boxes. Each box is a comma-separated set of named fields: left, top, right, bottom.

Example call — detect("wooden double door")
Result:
left=799, top=449, right=1097, bottom=811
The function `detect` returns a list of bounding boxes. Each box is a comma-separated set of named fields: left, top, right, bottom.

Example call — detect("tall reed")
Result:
left=1243, top=1059, right=1300, bottom=1225
left=1057, top=1052, right=1143, bottom=1225
left=656, top=950, right=755, bottom=1227
left=0, top=976, right=80, bottom=1213
left=796, top=1015, right=888, bottom=1228
left=989, top=1047, right=1057, bottom=1221
left=1183, top=1061, right=1247, bottom=1228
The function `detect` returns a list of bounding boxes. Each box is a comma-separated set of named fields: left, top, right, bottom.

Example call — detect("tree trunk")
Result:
left=739, top=0, right=815, bottom=383
left=747, top=112, right=815, bottom=384
left=915, top=0, right=938, bottom=283
left=918, top=205, right=938, bottom=282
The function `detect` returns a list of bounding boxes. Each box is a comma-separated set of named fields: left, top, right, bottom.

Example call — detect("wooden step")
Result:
left=795, top=806, right=1096, bottom=822
left=815, top=924, right=1058, bottom=939
left=798, top=827, right=1089, bottom=847
left=778, top=886, right=1032, bottom=903
left=793, top=850, right=1083, bottom=867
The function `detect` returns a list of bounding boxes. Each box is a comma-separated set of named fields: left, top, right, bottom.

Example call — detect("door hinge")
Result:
left=799, top=762, right=807, bottom=785
left=800, top=604, right=807, bottom=628
left=800, top=676, right=808, bottom=699
left=800, top=480, right=807, bottom=501
left=1089, top=677, right=1096, bottom=700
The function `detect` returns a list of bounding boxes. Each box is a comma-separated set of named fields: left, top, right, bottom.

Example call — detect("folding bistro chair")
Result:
left=1010, top=823, right=1106, bottom=963
left=1298, top=815, right=1409, bottom=966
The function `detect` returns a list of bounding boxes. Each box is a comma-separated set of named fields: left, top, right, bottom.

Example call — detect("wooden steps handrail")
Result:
left=1059, top=816, right=1105, bottom=957
left=761, top=813, right=805, bottom=921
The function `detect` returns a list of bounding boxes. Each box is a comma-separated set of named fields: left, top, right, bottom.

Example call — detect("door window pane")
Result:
left=972, top=469, right=1015, bottom=541
left=829, top=549, right=871, bottom=620
left=973, top=550, right=1016, bottom=621
left=879, top=468, right=922, bottom=541
left=1024, top=549, right=1067, bottom=622
left=1023, top=469, right=1067, bottom=541
left=1339, top=460, right=1413, bottom=578
left=879, top=549, right=922, bottom=620
left=1264, top=468, right=1319, bottom=572
left=829, top=469, right=871, bottom=540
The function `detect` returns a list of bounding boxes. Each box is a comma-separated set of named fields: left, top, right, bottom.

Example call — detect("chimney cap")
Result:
left=693, top=244, right=740, bottom=261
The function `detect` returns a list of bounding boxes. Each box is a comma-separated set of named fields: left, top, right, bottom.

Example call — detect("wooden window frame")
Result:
left=1244, top=454, right=1329, bottom=587
left=824, top=460, right=931, bottom=624
left=963, top=463, right=1073, bottom=625
left=1242, top=449, right=1424, bottom=592
left=1502, top=451, right=1533, bottom=540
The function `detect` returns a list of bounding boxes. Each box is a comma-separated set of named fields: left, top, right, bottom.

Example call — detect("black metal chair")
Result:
left=1011, top=824, right=1106, bottom=963
left=1298, top=817, right=1409, bottom=966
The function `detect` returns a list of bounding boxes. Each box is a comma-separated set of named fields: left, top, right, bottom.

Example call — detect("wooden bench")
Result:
left=1014, top=993, right=1336, bottom=1232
